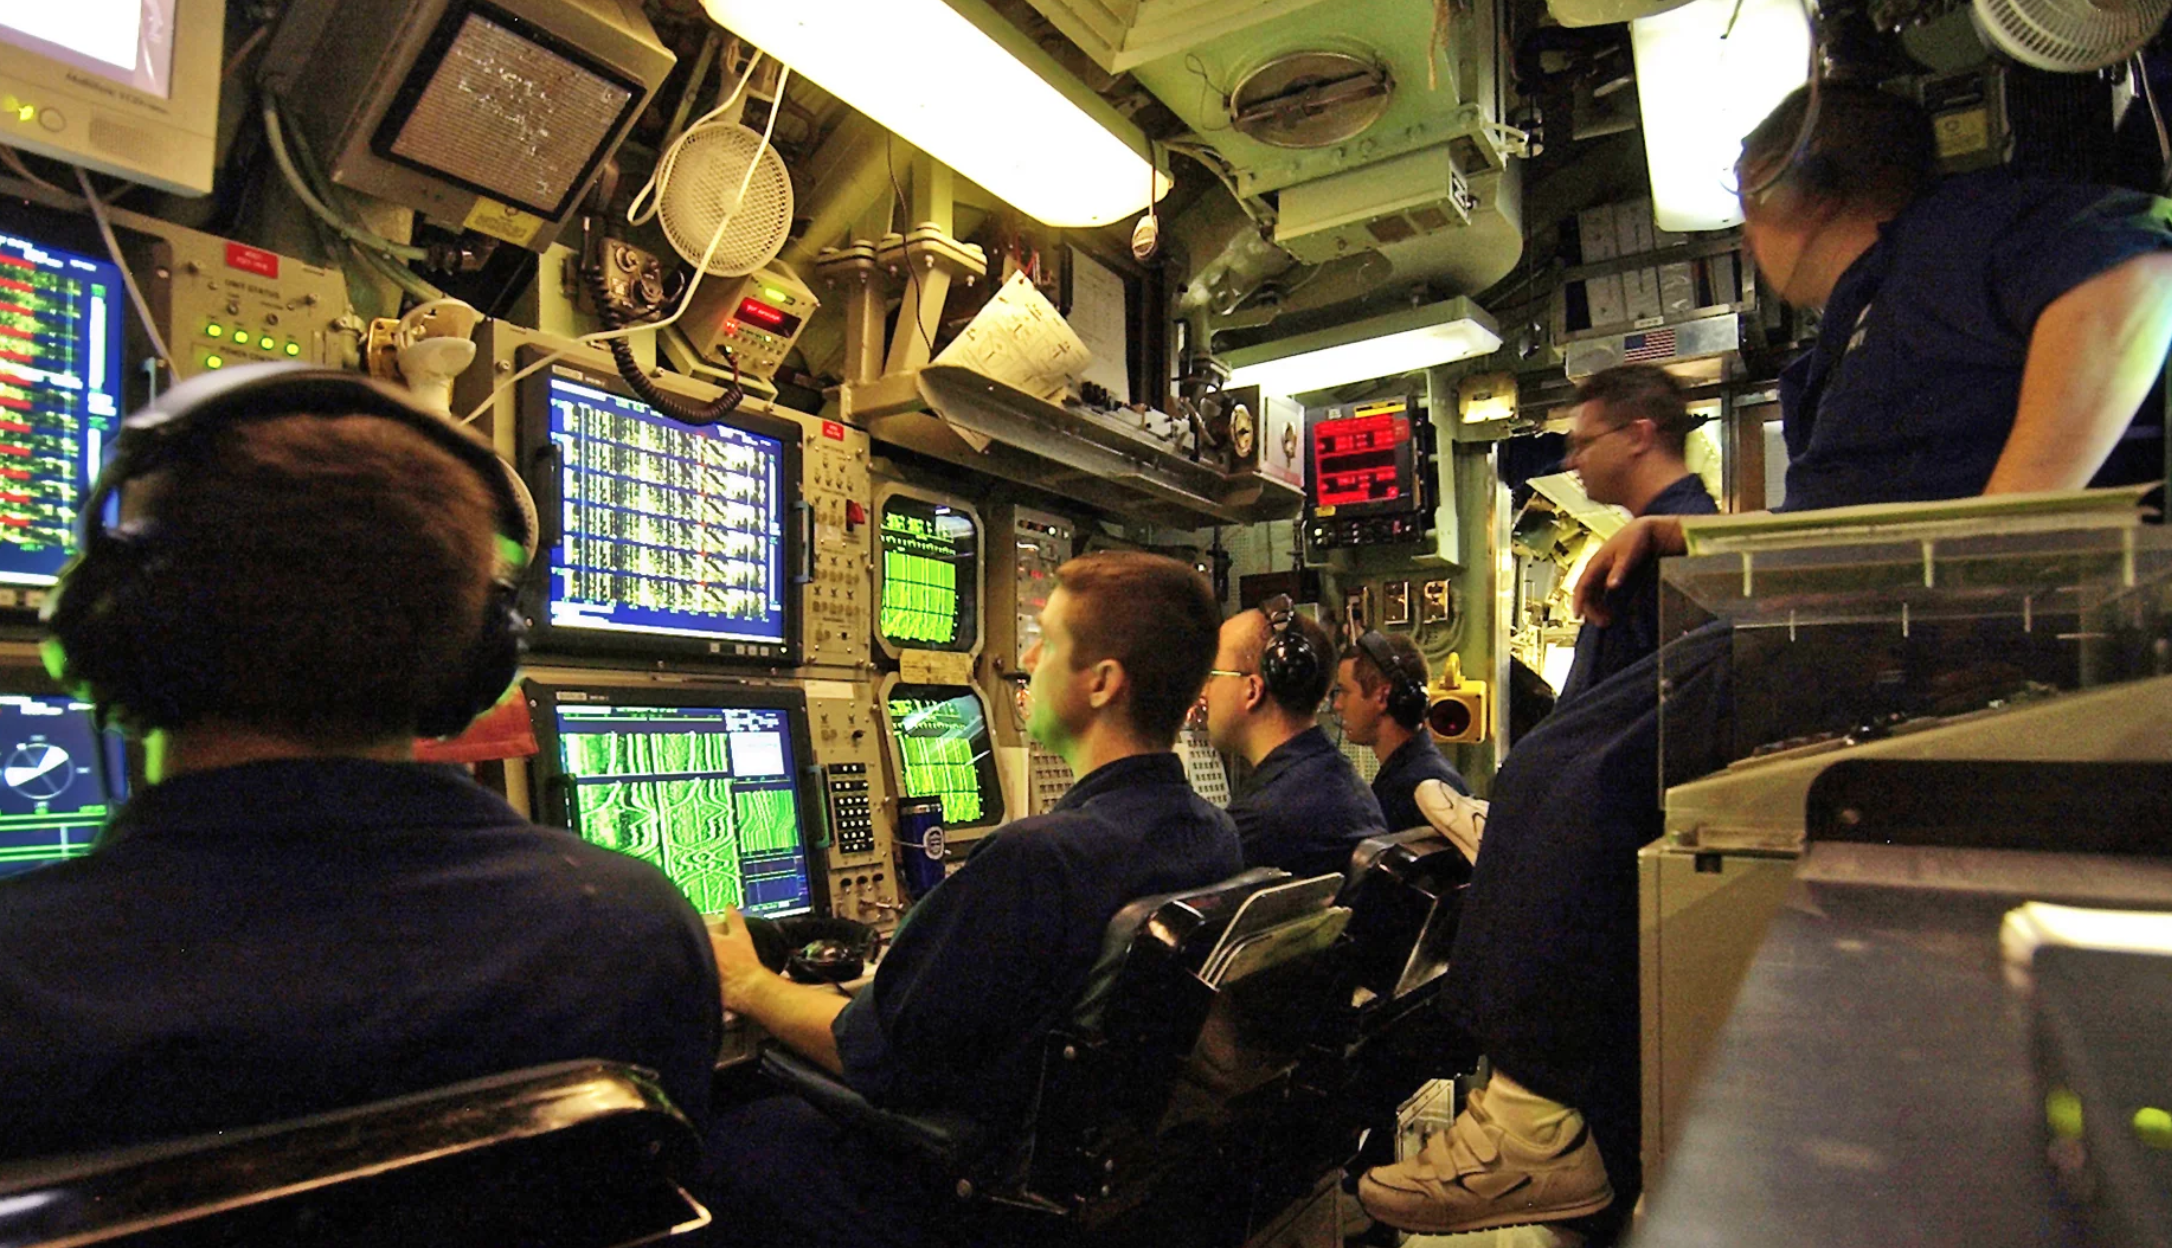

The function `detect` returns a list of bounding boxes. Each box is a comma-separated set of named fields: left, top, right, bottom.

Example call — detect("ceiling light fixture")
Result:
left=699, top=0, right=1169, bottom=228
left=1631, top=0, right=1813, bottom=233
left=1222, top=299, right=1501, bottom=400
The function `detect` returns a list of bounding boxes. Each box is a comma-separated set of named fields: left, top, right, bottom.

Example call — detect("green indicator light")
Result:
left=204, top=354, right=224, bottom=369
left=205, top=324, right=223, bottom=339
left=15, top=105, right=33, bottom=123
left=2047, top=1088, right=2084, bottom=1140
left=260, top=335, right=277, bottom=350
left=762, top=286, right=787, bottom=302
left=2135, top=1107, right=2172, bottom=1150
left=284, top=341, right=301, bottom=357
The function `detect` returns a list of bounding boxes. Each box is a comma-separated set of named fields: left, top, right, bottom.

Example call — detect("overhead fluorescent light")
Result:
left=700, top=0, right=1168, bottom=228
left=1222, top=299, right=1501, bottom=399
left=1630, top=0, right=1812, bottom=233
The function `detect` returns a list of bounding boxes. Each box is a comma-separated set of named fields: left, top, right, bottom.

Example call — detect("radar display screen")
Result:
left=0, top=694, right=124, bottom=880
left=883, top=684, right=1001, bottom=831
left=550, top=699, right=813, bottom=918
left=0, top=229, right=124, bottom=590
left=879, top=495, right=979, bottom=653
left=537, top=371, right=795, bottom=660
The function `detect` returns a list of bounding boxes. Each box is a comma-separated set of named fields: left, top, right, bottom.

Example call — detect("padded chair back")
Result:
left=0, top=1062, right=707, bottom=1248
left=1341, top=828, right=1473, bottom=1005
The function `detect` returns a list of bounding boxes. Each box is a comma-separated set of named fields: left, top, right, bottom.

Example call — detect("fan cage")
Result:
left=658, top=124, right=796, bottom=277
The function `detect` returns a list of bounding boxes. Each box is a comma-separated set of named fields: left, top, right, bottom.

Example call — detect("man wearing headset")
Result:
left=1330, top=631, right=1469, bottom=834
left=1359, top=85, right=2172, bottom=1237
left=0, top=367, right=721, bottom=1163
left=1205, top=599, right=1386, bottom=878
left=704, top=552, right=1240, bottom=1246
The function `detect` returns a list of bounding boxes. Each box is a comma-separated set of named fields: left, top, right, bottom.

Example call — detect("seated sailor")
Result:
left=1332, top=630, right=1473, bottom=835
left=704, top=552, right=1242, bottom=1247
left=0, top=366, right=721, bottom=1163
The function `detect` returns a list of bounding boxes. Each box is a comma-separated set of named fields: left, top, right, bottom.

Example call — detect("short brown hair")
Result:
left=1053, top=551, right=1220, bottom=748
left=1740, top=84, right=1937, bottom=219
left=1340, top=632, right=1429, bottom=698
left=1573, top=364, right=1698, bottom=457
left=128, top=414, right=500, bottom=743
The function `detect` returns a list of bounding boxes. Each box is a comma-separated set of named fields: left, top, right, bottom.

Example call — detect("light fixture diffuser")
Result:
left=1222, top=299, right=1501, bottom=399
left=699, top=0, right=1168, bottom=228
left=1630, top=0, right=1812, bottom=233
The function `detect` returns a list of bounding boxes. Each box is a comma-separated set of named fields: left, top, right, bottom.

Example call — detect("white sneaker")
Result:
left=1358, top=1088, right=1613, bottom=1234
left=1414, top=780, right=1487, bottom=865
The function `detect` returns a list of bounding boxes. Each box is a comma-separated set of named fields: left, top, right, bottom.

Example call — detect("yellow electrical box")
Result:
left=1427, top=653, right=1490, bottom=744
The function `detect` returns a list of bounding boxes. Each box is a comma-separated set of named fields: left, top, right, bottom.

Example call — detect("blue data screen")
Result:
left=545, top=376, right=788, bottom=647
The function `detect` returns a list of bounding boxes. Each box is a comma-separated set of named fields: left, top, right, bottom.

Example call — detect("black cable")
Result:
left=583, top=263, right=745, bottom=426
left=883, top=135, right=940, bottom=360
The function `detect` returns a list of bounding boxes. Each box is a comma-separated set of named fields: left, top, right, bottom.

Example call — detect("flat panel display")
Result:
left=1, top=2, right=177, bottom=99
left=1310, top=402, right=1420, bottom=516
left=536, top=685, right=816, bottom=918
left=883, top=683, right=1001, bottom=832
left=373, top=2, right=643, bottom=220
left=878, top=494, right=979, bottom=654
left=0, top=693, right=125, bottom=879
left=520, top=354, right=801, bottom=664
left=0, top=227, right=124, bottom=589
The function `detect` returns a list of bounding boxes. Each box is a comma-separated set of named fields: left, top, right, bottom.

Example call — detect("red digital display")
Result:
left=735, top=297, right=800, bottom=337
left=1311, top=412, right=1412, bottom=508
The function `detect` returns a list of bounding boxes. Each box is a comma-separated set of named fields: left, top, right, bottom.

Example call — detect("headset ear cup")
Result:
left=418, top=582, right=528, bottom=740
left=42, top=536, right=163, bottom=726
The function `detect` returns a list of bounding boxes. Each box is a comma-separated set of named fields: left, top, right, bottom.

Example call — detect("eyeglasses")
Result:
left=1205, top=669, right=1254, bottom=680
left=1564, top=424, right=1633, bottom=459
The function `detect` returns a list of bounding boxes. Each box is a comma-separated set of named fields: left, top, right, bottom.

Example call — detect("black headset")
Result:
left=1355, top=630, right=1429, bottom=729
left=41, top=364, right=536, bottom=740
left=1257, top=593, right=1324, bottom=707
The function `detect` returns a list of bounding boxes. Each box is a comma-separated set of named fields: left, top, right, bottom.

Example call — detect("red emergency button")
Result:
left=845, top=500, right=867, bottom=530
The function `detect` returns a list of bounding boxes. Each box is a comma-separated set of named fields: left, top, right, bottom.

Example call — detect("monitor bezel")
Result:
left=870, top=481, right=985, bottom=663
left=366, top=0, right=649, bottom=222
left=0, top=0, right=225, bottom=196
left=524, top=677, right=829, bottom=920
left=875, top=672, right=1007, bottom=836
left=515, top=347, right=806, bottom=668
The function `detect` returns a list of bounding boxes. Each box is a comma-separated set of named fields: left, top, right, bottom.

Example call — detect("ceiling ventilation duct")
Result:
left=1227, top=52, right=1394, bottom=148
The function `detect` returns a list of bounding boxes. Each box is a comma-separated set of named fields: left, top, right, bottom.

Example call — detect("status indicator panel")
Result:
left=885, top=685, right=1001, bottom=830
left=1311, top=409, right=1415, bottom=512
left=555, top=703, right=812, bottom=918
left=0, top=695, right=123, bottom=880
left=879, top=496, right=978, bottom=653
left=0, top=231, right=123, bottom=589
left=546, top=377, right=788, bottom=649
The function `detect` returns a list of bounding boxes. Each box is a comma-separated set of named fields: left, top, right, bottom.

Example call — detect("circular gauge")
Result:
left=5, top=741, right=75, bottom=801
left=1231, top=403, right=1257, bottom=459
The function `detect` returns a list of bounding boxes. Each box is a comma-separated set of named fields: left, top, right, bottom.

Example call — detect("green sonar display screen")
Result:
left=553, top=702, right=812, bottom=917
left=884, top=684, right=1002, bottom=830
left=879, top=496, right=978, bottom=652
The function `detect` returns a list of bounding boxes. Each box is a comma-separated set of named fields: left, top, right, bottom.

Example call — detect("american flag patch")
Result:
left=1620, top=328, right=1678, bottom=364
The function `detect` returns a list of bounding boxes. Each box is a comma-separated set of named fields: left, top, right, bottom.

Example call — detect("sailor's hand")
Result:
left=706, top=908, right=776, bottom=1017
left=1574, top=516, right=1686, bottom=625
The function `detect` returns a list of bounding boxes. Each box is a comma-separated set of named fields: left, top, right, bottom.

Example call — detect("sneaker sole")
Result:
left=1356, top=1184, right=1615, bottom=1236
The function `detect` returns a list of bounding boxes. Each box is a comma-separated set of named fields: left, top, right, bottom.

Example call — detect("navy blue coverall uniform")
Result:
left=1370, top=732, right=1471, bottom=834
left=0, top=759, right=722, bottom=1162
left=1447, top=170, right=2172, bottom=1218
left=1227, top=725, right=1388, bottom=878
left=705, top=752, right=1241, bottom=1247
left=1556, top=473, right=1719, bottom=709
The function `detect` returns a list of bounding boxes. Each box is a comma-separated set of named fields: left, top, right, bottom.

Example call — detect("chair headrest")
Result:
left=1071, top=867, right=1291, bottom=1031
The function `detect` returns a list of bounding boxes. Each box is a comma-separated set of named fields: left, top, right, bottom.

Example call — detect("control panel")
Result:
left=1026, top=741, right=1075, bottom=816
left=805, top=680, right=901, bottom=928
left=1180, top=722, right=1231, bottom=808
left=683, top=268, right=820, bottom=383
left=1304, top=394, right=1434, bottom=552
left=143, top=229, right=351, bottom=378
left=799, top=416, right=873, bottom=670
left=825, top=762, right=875, bottom=854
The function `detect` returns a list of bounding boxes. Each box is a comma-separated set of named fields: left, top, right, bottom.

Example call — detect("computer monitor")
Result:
left=0, top=693, right=126, bottom=879
left=875, top=486, right=982, bottom=658
left=517, top=351, right=802, bottom=665
left=529, top=683, right=820, bottom=919
left=0, top=225, right=127, bottom=599
left=0, top=0, right=225, bottom=195
left=881, top=681, right=1003, bottom=833
left=1309, top=399, right=1421, bottom=516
